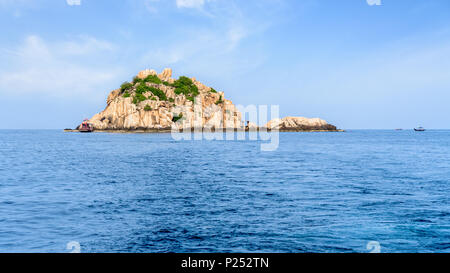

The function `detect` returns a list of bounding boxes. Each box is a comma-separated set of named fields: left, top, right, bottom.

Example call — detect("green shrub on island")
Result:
left=120, top=82, right=133, bottom=92
left=143, top=75, right=162, bottom=85
left=135, top=83, right=149, bottom=95
left=144, top=105, right=152, bottom=111
left=172, top=113, right=183, bottom=122
left=135, top=83, right=167, bottom=101
left=174, top=85, right=189, bottom=95
left=173, top=76, right=199, bottom=98
left=148, top=86, right=167, bottom=101
left=126, top=75, right=214, bottom=105
left=215, top=95, right=224, bottom=105
left=133, top=93, right=147, bottom=104
left=132, top=76, right=143, bottom=84
left=174, top=76, right=193, bottom=86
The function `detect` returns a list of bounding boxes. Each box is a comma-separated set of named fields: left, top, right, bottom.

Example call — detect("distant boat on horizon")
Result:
left=414, top=127, right=426, bottom=132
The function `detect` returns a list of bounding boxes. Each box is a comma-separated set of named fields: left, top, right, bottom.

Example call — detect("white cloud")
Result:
left=59, top=36, right=116, bottom=55
left=0, top=35, right=122, bottom=99
left=176, top=0, right=205, bottom=9
left=141, top=0, right=276, bottom=77
left=66, top=0, right=81, bottom=6
left=140, top=24, right=265, bottom=80
left=142, top=25, right=248, bottom=65
left=0, top=0, right=36, bottom=8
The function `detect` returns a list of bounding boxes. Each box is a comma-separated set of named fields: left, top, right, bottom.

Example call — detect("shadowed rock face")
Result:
left=80, top=68, right=338, bottom=132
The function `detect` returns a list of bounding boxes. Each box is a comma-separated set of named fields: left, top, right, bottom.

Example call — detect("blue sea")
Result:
left=0, top=130, right=449, bottom=253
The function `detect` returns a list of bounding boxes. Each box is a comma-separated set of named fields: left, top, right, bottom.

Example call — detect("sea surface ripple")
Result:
left=0, top=130, right=449, bottom=253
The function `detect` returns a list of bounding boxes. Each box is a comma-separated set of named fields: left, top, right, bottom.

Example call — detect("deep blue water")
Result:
left=0, top=130, right=449, bottom=253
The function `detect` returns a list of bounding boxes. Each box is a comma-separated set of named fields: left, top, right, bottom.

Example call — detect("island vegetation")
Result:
left=120, top=74, right=215, bottom=105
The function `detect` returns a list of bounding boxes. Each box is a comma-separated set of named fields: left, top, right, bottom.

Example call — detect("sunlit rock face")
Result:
left=265, top=117, right=337, bottom=131
left=85, top=68, right=243, bottom=131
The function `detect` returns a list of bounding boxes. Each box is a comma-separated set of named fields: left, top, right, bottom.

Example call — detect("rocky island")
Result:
left=68, top=68, right=339, bottom=132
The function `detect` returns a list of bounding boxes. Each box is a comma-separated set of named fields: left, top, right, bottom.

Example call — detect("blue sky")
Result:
left=0, top=0, right=450, bottom=129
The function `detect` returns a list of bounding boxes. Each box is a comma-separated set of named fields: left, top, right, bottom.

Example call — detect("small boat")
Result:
left=414, top=127, right=425, bottom=132
left=79, top=119, right=94, bottom=133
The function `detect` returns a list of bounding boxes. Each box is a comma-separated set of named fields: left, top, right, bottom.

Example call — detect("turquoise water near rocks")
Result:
left=0, top=130, right=449, bottom=253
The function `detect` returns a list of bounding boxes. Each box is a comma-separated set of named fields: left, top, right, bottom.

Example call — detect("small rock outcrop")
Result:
left=158, top=68, right=173, bottom=82
left=137, top=69, right=157, bottom=79
left=79, top=68, right=338, bottom=132
left=265, top=117, right=337, bottom=131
